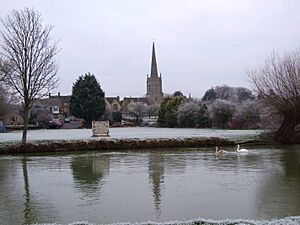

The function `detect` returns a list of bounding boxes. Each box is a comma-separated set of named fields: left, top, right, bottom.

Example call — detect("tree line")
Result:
left=1, top=8, right=300, bottom=144
left=157, top=86, right=261, bottom=129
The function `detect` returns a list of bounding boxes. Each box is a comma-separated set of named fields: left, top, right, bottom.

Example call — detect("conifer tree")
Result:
left=70, top=73, right=105, bottom=127
left=158, top=96, right=185, bottom=127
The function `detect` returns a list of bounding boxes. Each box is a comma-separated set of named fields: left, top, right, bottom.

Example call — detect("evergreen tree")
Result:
left=202, top=88, right=217, bottom=101
left=173, top=90, right=184, bottom=97
left=158, top=96, right=185, bottom=127
left=112, top=111, right=122, bottom=123
left=196, top=104, right=212, bottom=128
left=70, top=73, right=105, bottom=127
left=157, top=97, right=169, bottom=126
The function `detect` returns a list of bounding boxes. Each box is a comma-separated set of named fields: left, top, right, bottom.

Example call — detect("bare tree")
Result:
left=177, top=100, right=200, bottom=128
left=248, top=50, right=300, bottom=143
left=209, top=99, right=235, bottom=129
left=0, top=85, right=9, bottom=120
left=0, top=8, right=59, bottom=144
left=0, top=84, right=19, bottom=121
left=127, top=102, right=147, bottom=124
left=145, top=104, right=159, bottom=119
left=0, top=60, right=7, bottom=82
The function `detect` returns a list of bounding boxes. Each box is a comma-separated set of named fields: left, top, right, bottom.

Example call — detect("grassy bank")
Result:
left=0, top=137, right=235, bottom=154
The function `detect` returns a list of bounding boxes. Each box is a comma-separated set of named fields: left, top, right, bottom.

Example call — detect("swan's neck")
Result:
left=237, top=145, right=240, bottom=151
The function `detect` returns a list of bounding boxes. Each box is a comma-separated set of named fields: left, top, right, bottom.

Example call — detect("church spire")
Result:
left=150, top=42, right=159, bottom=78
left=146, top=41, right=163, bottom=103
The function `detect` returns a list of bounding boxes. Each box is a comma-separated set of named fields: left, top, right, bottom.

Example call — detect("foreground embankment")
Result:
left=34, top=216, right=300, bottom=225
left=0, top=137, right=235, bottom=154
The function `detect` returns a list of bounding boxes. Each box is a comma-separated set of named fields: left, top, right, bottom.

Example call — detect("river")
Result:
left=0, top=145, right=299, bottom=225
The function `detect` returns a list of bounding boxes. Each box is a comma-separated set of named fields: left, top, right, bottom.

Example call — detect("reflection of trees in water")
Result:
left=280, top=145, right=300, bottom=178
left=0, top=157, right=56, bottom=225
left=22, top=158, right=32, bottom=225
left=71, top=154, right=110, bottom=195
left=164, top=153, right=187, bottom=174
left=256, top=146, right=300, bottom=219
left=21, top=158, right=57, bottom=225
left=0, top=158, right=24, bottom=224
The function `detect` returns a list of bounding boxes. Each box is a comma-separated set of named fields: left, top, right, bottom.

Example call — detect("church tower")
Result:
left=146, top=42, right=163, bottom=103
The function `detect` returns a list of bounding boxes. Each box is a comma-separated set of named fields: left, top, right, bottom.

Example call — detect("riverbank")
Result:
left=33, top=216, right=300, bottom=225
left=0, top=137, right=235, bottom=154
left=0, top=128, right=273, bottom=154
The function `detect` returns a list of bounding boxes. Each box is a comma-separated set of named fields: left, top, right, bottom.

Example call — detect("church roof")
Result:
left=123, top=97, right=150, bottom=105
left=105, top=97, right=120, bottom=104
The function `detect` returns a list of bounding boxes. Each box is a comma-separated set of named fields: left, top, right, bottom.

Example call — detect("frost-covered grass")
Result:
left=0, top=127, right=263, bottom=143
left=0, top=127, right=267, bottom=153
left=33, top=216, right=300, bottom=225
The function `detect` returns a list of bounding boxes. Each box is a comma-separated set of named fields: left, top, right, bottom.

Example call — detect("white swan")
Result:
left=236, top=144, right=249, bottom=153
left=215, top=146, right=227, bottom=154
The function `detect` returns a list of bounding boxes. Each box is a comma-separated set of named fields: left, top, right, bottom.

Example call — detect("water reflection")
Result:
left=164, top=152, right=187, bottom=174
left=0, top=156, right=58, bottom=225
left=148, top=152, right=164, bottom=217
left=282, top=145, right=300, bottom=178
left=0, top=158, right=23, bottom=224
left=22, top=158, right=32, bottom=225
left=0, top=146, right=300, bottom=224
left=71, top=154, right=110, bottom=196
left=148, top=150, right=189, bottom=218
left=257, top=145, right=300, bottom=218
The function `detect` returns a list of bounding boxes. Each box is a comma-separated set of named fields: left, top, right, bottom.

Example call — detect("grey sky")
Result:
left=1, top=0, right=300, bottom=98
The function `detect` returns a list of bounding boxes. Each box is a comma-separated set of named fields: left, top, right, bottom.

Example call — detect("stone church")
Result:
left=146, top=42, right=163, bottom=103
left=106, top=42, right=164, bottom=112
left=34, top=43, right=164, bottom=122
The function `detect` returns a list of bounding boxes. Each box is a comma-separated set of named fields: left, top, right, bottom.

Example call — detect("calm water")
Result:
left=0, top=145, right=299, bottom=225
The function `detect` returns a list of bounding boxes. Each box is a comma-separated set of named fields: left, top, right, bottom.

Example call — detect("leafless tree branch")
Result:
left=248, top=50, right=300, bottom=142
left=0, top=8, right=59, bottom=143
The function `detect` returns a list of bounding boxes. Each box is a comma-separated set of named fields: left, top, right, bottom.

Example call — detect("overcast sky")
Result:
left=1, top=0, right=300, bottom=98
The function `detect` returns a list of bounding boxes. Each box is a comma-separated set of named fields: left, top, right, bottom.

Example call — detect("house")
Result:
left=105, top=96, right=122, bottom=112
left=34, top=92, right=71, bottom=121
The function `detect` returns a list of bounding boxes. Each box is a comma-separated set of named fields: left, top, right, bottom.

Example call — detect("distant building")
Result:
left=49, top=93, right=71, bottom=118
left=146, top=42, right=163, bottom=103
left=7, top=111, right=24, bottom=125
left=2, top=105, right=24, bottom=126
left=122, top=97, right=150, bottom=113
left=105, top=97, right=122, bottom=112
left=106, top=42, right=164, bottom=111
left=33, top=92, right=71, bottom=121
left=33, top=43, right=165, bottom=123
